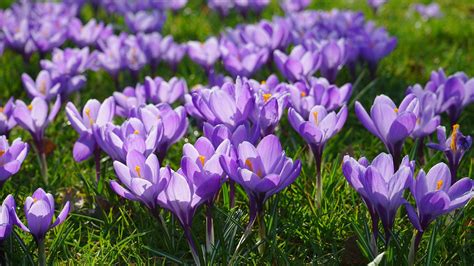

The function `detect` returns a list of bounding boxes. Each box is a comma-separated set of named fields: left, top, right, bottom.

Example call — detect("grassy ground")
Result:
left=1, top=0, right=473, bottom=264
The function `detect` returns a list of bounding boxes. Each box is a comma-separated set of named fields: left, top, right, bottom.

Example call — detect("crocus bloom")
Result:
left=367, top=0, right=387, bottom=13
left=274, top=45, right=320, bottom=82
left=124, top=35, right=147, bottom=74
left=220, top=39, right=268, bottom=78
left=161, top=38, right=186, bottom=70
left=111, top=150, right=170, bottom=210
left=138, top=32, right=164, bottom=72
left=0, top=195, right=15, bottom=242
left=289, top=105, right=347, bottom=205
left=68, top=18, right=112, bottom=48
left=355, top=95, right=416, bottom=167
left=288, top=77, right=352, bottom=118
left=358, top=23, right=397, bottom=74
left=187, top=37, right=221, bottom=71
left=317, top=39, right=347, bottom=83
left=0, top=98, right=16, bottom=136
left=203, top=122, right=260, bottom=148
left=427, top=125, right=472, bottom=183
left=93, top=117, right=163, bottom=163
left=343, top=153, right=414, bottom=244
left=14, top=188, right=70, bottom=242
left=220, top=134, right=301, bottom=225
left=66, top=97, right=115, bottom=162
left=144, top=76, right=187, bottom=105
left=405, top=163, right=473, bottom=261
left=402, top=88, right=440, bottom=139
left=412, top=3, right=443, bottom=19
left=438, top=75, right=474, bottom=124
left=280, top=0, right=310, bottom=13
left=239, top=19, right=291, bottom=51
left=208, top=0, right=234, bottom=16
left=133, top=104, right=188, bottom=163
left=113, top=84, right=147, bottom=117
left=30, top=20, right=68, bottom=54
left=22, top=71, right=61, bottom=101
left=125, top=10, right=166, bottom=34
left=252, top=88, right=288, bottom=136
left=0, top=136, right=28, bottom=187
left=98, top=34, right=126, bottom=78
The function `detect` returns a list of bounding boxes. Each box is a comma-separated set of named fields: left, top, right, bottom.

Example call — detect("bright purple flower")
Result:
left=0, top=98, right=16, bottom=136
left=401, top=90, right=440, bottom=139
left=161, top=38, right=186, bottom=70
left=30, top=20, right=68, bottom=54
left=68, top=18, right=113, bottom=48
left=187, top=37, right=221, bottom=70
left=427, top=125, right=472, bottom=183
left=208, top=0, right=234, bottom=15
left=220, top=39, right=268, bottom=78
left=93, top=117, right=163, bottom=163
left=144, top=76, right=187, bottom=105
left=317, top=39, right=347, bottom=83
left=0, top=195, right=15, bottom=242
left=0, top=136, right=28, bottom=187
left=133, top=104, right=188, bottom=162
left=412, top=3, right=443, bottom=19
left=138, top=32, right=164, bottom=70
left=13, top=97, right=61, bottom=144
left=280, top=0, right=310, bottom=13
left=239, top=19, right=291, bottom=51
left=66, top=97, right=115, bottom=162
left=203, top=122, right=260, bottom=149
left=189, top=77, right=255, bottom=129
left=125, top=10, right=166, bottom=34
left=274, top=45, right=321, bottom=82
left=405, top=163, right=473, bottom=233
left=252, top=87, right=288, bottom=136
left=13, top=188, right=70, bottom=242
left=235, top=0, right=270, bottom=13
left=98, top=34, right=126, bottom=78
left=438, top=75, right=474, bottom=123
left=113, top=84, right=147, bottom=117
left=2, top=16, right=36, bottom=58
left=22, top=71, right=61, bottom=101
left=367, top=0, right=387, bottom=13
left=288, top=77, right=352, bottom=118
left=355, top=95, right=416, bottom=167
left=343, top=153, right=414, bottom=242
left=111, top=150, right=170, bottom=210
left=124, top=35, right=147, bottom=74
left=358, top=23, right=397, bottom=73
left=220, top=134, right=301, bottom=220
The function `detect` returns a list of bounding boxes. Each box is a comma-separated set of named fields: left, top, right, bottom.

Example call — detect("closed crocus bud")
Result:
left=358, top=23, right=397, bottom=74
left=0, top=195, right=16, bottom=242
left=0, top=98, right=16, bottom=137
left=355, top=95, right=416, bottom=168
left=0, top=136, right=29, bottom=187
left=14, top=188, right=70, bottom=242
left=427, top=125, right=472, bottom=183
left=144, top=76, right=187, bottom=105
left=22, top=71, right=61, bottom=101
left=111, top=150, right=170, bottom=210
left=273, top=45, right=320, bottom=82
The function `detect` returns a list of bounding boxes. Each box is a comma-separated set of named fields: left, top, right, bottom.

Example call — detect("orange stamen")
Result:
left=135, top=166, right=142, bottom=178
left=450, top=124, right=459, bottom=151
left=198, top=155, right=206, bottom=166
left=436, top=180, right=443, bottom=190
left=263, top=93, right=272, bottom=103
left=312, top=111, right=319, bottom=125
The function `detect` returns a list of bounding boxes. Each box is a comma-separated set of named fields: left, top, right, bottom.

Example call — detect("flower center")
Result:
left=300, top=91, right=306, bottom=97
left=263, top=93, right=272, bottom=103
left=450, top=124, right=459, bottom=151
left=0, top=107, right=4, bottom=113
left=245, top=159, right=254, bottom=171
left=261, top=80, right=266, bottom=85
left=133, top=130, right=140, bottom=135
left=85, top=108, right=94, bottom=125
left=394, top=108, right=399, bottom=113
left=312, top=111, right=319, bottom=125
left=198, top=155, right=206, bottom=166
left=0, top=150, right=5, bottom=157
left=28, top=104, right=33, bottom=111
left=135, top=166, right=142, bottom=178
left=436, top=180, right=443, bottom=190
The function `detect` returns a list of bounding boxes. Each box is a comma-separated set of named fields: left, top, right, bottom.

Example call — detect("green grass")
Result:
left=1, top=0, right=473, bottom=264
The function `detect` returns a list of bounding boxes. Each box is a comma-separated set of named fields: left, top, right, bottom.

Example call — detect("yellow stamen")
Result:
left=450, top=124, right=459, bottom=151
left=133, top=130, right=140, bottom=135
left=0, top=150, right=5, bottom=157
left=257, top=169, right=263, bottom=178
left=300, top=91, right=306, bottom=97
left=33, top=197, right=38, bottom=203
left=312, top=111, right=319, bottom=125
left=28, top=104, right=33, bottom=111
left=198, top=155, right=206, bottom=166
left=261, top=80, right=266, bottom=85
left=135, top=166, right=142, bottom=178
left=85, top=108, right=94, bottom=125
left=0, top=107, right=4, bottom=113
left=263, top=93, right=272, bottom=103
left=394, top=108, right=399, bottom=113
left=436, top=180, right=443, bottom=190
left=245, top=159, right=254, bottom=171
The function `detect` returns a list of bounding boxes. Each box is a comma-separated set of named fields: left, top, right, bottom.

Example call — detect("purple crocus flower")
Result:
left=187, top=37, right=221, bottom=71
left=220, top=134, right=301, bottom=245
left=317, top=39, right=347, bottom=83
left=280, top=0, right=310, bottom=13
left=124, top=35, right=147, bottom=76
left=288, top=77, right=352, bottom=118
left=0, top=195, right=15, bottom=242
left=358, top=23, right=397, bottom=75
left=94, top=117, right=163, bottom=163
left=113, top=84, right=147, bottom=117
left=208, top=0, right=234, bottom=15
left=133, top=104, right=188, bottom=163
left=355, top=95, right=416, bottom=168
left=438, top=75, right=474, bottom=124
left=405, top=163, right=473, bottom=263
left=367, top=0, right=387, bottom=13
left=235, top=0, right=270, bottom=13
left=343, top=153, right=414, bottom=246
left=13, top=96, right=61, bottom=183
left=98, top=34, right=126, bottom=79
left=288, top=105, right=347, bottom=205
left=0, top=136, right=28, bottom=187
left=239, top=19, right=291, bottom=51
left=13, top=188, right=70, bottom=242
left=111, top=150, right=170, bottom=210
left=220, top=39, right=268, bottom=78
left=403, top=88, right=440, bottom=139
left=252, top=87, right=288, bottom=136
left=22, top=71, right=61, bottom=101
left=274, top=45, right=320, bottom=82
left=144, top=76, right=187, bottom=105
left=30, top=20, right=68, bottom=54
left=161, top=38, right=187, bottom=71
left=427, top=125, right=472, bottom=183
left=412, top=3, right=443, bottom=20
left=0, top=98, right=16, bottom=137
left=68, top=18, right=112, bottom=48
left=138, top=32, right=164, bottom=73
left=125, top=10, right=166, bottom=34
left=2, top=16, right=36, bottom=59
left=203, top=122, right=260, bottom=149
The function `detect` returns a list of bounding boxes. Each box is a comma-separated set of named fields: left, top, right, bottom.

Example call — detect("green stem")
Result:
left=38, top=239, right=46, bottom=266
left=184, top=228, right=200, bottom=266
left=408, top=231, right=423, bottom=266
left=257, top=211, right=266, bottom=255
left=314, top=152, right=323, bottom=208
left=205, top=203, right=214, bottom=253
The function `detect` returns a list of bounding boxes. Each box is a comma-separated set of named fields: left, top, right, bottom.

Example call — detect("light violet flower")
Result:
left=22, top=71, right=61, bottom=101
left=0, top=98, right=16, bottom=137
left=187, top=37, right=221, bottom=71
left=0, top=136, right=28, bottom=187
left=274, top=45, right=320, bottom=82
left=0, top=195, right=15, bottom=242
left=144, top=76, right=187, bottom=105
